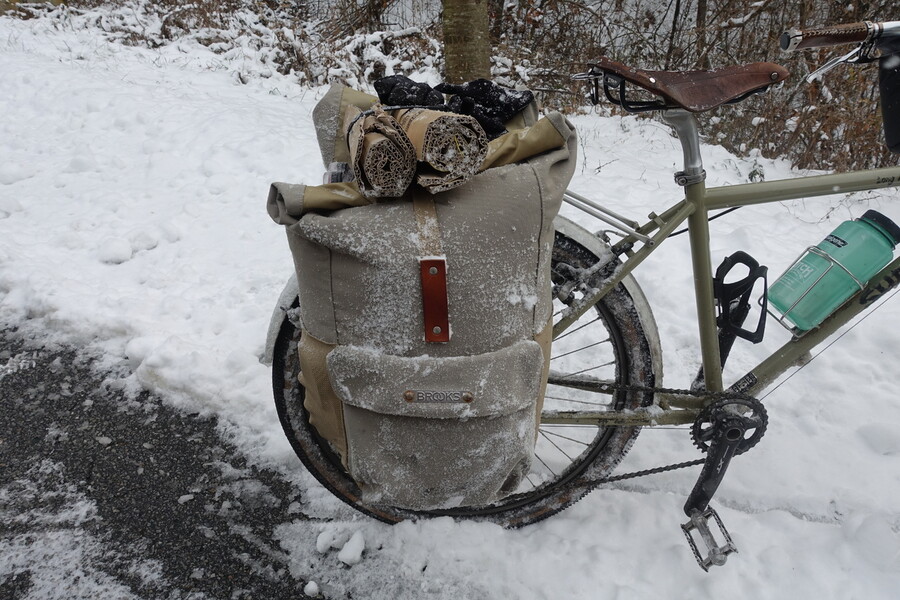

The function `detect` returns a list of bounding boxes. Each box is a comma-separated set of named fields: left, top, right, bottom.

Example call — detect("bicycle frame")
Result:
left=546, top=108, right=900, bottom=427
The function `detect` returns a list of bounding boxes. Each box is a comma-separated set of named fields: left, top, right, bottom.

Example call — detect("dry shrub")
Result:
left=14, top=0, right=438, bottom=87
left=492, top=0, right=898, bottom=170
left=8, top=0, right=896, bottom=169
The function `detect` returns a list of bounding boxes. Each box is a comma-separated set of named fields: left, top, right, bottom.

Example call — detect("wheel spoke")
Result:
left=539, top=428, right=591, bottom=447
left=539, top=430, right=575, bottom=462
left=533, top=451, right=558, bottom=477
left=553, top=315, right=601, bottom=341
left=551, top=338, right=612, bottom=360
left=542, top=395, right=613, bottom=407
left=554, top=360, right=617, bottom=378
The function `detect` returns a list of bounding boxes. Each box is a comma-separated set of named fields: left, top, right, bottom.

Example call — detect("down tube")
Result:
left=729, top=255, right=900, bottom=397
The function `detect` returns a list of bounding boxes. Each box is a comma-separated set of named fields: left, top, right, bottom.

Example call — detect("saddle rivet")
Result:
left=403, top=390, right=415, bottom=402
left=462, top=392, right=474, bottom=403
left=770, top=72, right=779, bottom=81
left=432, top=326, right=442, bottom=334
left=429, top=266, right=438, bottom=275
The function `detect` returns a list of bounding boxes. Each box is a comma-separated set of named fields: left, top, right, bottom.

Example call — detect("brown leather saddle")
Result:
left=585, top=57, right=790, bottom=112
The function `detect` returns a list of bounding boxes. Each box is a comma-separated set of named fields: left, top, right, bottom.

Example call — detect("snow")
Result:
left=0, top=461, right=167, bottom=599
left=2, top=11, right=900, bottom=600
left=337, top=531, right=366, bottom=566
left=303, top=580, right=320, bottom=596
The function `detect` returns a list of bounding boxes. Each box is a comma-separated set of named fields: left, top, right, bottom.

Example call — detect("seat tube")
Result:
left=663, top=109, right=724, bottom=393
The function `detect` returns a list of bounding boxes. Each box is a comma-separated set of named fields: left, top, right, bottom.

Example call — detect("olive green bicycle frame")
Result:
left=545, top=109, right=900, bottom=427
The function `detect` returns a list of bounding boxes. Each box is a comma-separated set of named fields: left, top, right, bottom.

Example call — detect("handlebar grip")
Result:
left=780, top=22, right=871, bottom=52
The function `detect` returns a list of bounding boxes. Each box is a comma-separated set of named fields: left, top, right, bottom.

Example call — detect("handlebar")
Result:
left=780, top=20, right=900, bottom=52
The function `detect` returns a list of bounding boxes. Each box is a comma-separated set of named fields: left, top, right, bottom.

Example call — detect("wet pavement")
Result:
left=0, top=327, right=318, bottom=599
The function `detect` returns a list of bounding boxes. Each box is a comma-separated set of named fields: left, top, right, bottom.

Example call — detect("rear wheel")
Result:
left=272, top=229, right=658, bottom=527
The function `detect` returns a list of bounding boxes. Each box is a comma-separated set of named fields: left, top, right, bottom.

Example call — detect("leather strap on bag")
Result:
left=413, top=197, right=451, bottom=343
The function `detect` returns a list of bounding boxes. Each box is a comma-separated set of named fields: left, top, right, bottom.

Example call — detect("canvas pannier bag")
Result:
left=267, top=84, right=577, bottom=510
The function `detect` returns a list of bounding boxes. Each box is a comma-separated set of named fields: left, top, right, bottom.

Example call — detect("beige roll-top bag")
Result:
left=267, top=83, right=577, bottom=510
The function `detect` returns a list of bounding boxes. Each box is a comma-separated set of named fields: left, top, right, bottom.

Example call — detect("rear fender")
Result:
left=260, top=274, right=299, bottom=366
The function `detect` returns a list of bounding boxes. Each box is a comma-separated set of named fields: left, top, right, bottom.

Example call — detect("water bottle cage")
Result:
left=714, top=251, right=768, bottom=344
left=766, top=245, right=870, bottom=334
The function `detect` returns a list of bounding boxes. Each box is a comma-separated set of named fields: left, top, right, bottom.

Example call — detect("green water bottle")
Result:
left=769, top=210, right=900, bottom=331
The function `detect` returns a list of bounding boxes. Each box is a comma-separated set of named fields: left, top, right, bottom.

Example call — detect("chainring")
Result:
left=691, top=397, right=768, bottom=456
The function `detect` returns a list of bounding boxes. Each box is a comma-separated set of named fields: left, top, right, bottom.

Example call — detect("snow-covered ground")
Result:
left=2, top=12, right=900, bottom=599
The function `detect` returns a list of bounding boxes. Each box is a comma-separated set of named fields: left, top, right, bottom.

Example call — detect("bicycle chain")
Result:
left=567, top=382, right=768, bottom=488
left=592, top=458, right=707, bottom=485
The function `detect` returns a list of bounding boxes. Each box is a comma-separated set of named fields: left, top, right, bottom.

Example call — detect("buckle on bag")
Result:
left=681, top=507, right=737, bottom=571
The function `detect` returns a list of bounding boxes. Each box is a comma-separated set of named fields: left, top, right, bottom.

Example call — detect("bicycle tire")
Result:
left=272, top=227, right=659, bottom=527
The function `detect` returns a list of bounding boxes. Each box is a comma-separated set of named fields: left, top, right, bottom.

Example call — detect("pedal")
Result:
left=681, top=506, right=737, bottom=571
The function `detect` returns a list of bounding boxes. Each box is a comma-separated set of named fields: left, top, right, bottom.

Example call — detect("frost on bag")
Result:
left=267, top=83, right=577, bottom=510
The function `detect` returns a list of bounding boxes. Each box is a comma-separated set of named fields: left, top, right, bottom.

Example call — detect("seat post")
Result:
left=662, top=109, right=705, bottom=184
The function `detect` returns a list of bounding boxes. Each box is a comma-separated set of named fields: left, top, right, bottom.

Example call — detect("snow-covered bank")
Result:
left=2, top=13, right=900, bottom=599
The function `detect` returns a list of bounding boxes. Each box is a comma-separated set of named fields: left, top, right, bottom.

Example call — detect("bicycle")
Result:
left=262, top=20, right=900, bottom=570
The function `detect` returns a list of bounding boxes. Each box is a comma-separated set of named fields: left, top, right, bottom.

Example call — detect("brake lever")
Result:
left=806, top=45, right=862, bottom=82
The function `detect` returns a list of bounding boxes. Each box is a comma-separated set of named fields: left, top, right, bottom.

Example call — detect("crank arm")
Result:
left=684, top=413, right=747, bottom=515
left=681, top=411, right=753, bottom=570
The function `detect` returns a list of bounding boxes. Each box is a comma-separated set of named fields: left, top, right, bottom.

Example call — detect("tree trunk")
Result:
left=665, top=0, right=682, bottom=70
left=442, top=0, right=492, bottom=83
left=696, top=0, right=709, bottom=69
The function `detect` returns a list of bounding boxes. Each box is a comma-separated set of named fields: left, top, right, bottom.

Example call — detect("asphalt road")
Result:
left=0, top=327, right=318, bottom=599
